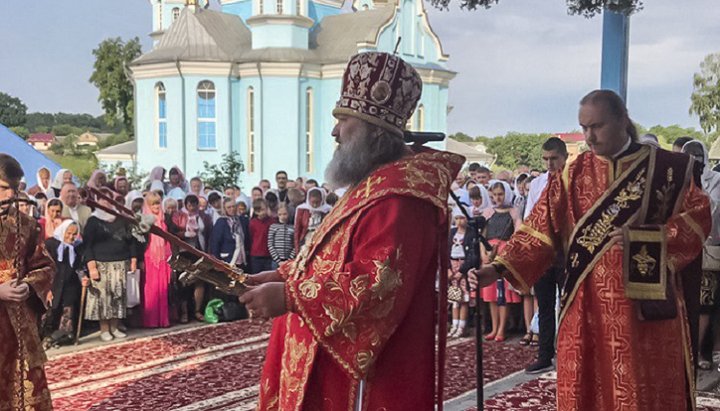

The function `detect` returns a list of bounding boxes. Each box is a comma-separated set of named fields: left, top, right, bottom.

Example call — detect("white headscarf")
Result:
left=53, top=220, right=78, bottom=265
left=150, top=180, right=165, bottom=194
left=488, top=179, right=515, bottom=208
left=296, top=187, right=332, bottom=214
left=167, top=187, right=186, bottom=202
left=36, top=167, right=51, bottom=192
left=125, top=190, right=144, bottom=209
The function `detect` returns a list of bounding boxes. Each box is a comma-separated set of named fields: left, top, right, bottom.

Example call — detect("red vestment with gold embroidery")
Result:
left=256, top=149, right=464, bottom=411
left=497, top=144, right=711, bottom=411
left=0, top=207, right=55, bottom=411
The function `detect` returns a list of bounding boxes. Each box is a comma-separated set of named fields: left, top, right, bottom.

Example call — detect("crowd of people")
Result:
left=14, top=166, right=337, bottom=346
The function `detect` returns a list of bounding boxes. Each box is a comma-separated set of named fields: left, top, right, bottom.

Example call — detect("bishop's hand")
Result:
left=238, top=282, right=287, bottom=320
left=0, top=279, right=30, bottom=303
left=468, top=265, right=501, bottom=290
left=244, top=270, right=284, bottom=286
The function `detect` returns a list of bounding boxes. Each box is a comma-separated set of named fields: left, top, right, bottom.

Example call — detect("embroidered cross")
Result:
left=357, top=176, right=385, bottom=199
left=570, top=253, right=579, bottom=268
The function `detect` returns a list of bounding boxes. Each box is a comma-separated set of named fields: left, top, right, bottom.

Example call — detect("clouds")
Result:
left=0, top=0, right=716, bottom=139
left=427, top=0, right=720, bottom=136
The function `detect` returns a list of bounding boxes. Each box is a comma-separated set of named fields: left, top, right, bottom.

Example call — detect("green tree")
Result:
left=25, top=112, right=55, bottom=132
left=106, top=161, right=148, bottom=190
left=200, top=151, right=245, bottom=190
left=430, top=0, right=642, bottom=16
left=10, top=126, right=29, bottom=139
left=98, top=132, right=132, bottom=149
left=89, top=37, right=142, bottom=134
left=485, top=132, right=552, bottom=170
left=690, top=52, right=720, bottom=136
left=0, top=92, right=28, bottom=128
left=51, top=124, right=84, bottom=136
left=449, top=132, right=475, bottom=142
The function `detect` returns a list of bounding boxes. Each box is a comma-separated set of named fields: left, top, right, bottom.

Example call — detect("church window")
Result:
left=305, top=88, right=314, bottom=173
left=197, top=81, right=216, bottom=150
left=172, top=7, right=180, bottom=22
left=156, top=82, right=167, bottom=148
left=276, top=0, right=284, bottom=14
left=247, top=87, right=255, bottom=173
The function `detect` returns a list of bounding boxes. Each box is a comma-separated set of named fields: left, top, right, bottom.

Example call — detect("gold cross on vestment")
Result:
left=357, top=176, right=385, bottom=199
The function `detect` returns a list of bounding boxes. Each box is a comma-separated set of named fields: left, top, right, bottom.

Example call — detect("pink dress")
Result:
left=143, top=210, right=172, bottom=328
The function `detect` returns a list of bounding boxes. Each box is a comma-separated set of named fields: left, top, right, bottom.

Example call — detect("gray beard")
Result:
left=324, top=133, right=380, bottom=189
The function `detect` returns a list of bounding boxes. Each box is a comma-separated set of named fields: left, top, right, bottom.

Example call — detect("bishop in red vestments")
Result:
left=473, top=90, right=711, bottom=411
left=0, top=154, right=55, bottom=411
left=240, top=52, right=464, bottom=411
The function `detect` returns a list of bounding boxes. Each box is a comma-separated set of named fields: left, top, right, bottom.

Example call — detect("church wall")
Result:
left=308, top=2, right=342, bottom=25
left=181, top=75, right=233, bottom=177
left=222, top=0, right=253, bottom=22
left=259, top=77, right=302, bottom=179
left=251, top=25, right=310, bottom=49
left=316, top=77, right=342, bottom=179
left=234, top=77, right=262, bottom=186
left=136, top=76, right=185, bottom=176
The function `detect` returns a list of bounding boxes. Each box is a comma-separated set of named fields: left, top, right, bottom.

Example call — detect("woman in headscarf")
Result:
left=83, top=187, right=138, bottom=342
left=168, top=166, right=188, bottom=193
left=49, top=168, right=73, bottom=198
left=44, top=220, right=86, bottom=346
left=125, top=190, right=145, bottom=213
left=28, top=167, right=52, bottom=196
left=173, top=194, right=213, bottom=323
left=682, top=140, right=720, bottom=370
left=189, top=176, right=205, bottom=198
left=39, top=198, right=65, bottom=240
left=142, top=192, right=172, bottom=328
left=86, top=170, right=108, bottom=190
left=113, top=176, right=130, bottom=197
left=293, top=187, right=332, bottom=253
left=479, top=180, right=523, bottom=342
left=144, top=167, right=167, bottom=192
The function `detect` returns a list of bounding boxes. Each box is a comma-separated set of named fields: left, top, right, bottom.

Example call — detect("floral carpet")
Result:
left=46, top=320, right=538, bottom=410
left=465, top=376, right=720, bottom=411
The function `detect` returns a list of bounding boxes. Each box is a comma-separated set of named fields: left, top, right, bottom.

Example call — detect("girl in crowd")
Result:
left=125, top=190, right=145, bottom=213
left=189, top=176, right=205, bottom=198
left=480, top=181, right=522, bottom=342
left=145, top=166, right=166, bottom=192
left=44, top=220, right=86, bottom=346
left=168, top=166, right=188, bottom=193
left=40, top=199, right=64, bottom=239
left=448, top=208, right=472, bottom=338
left=293, top=188, right=331, bottom=253
left=468, top=185, right=491, bottom=218
left=173, top=194, right=213, bottom=322
left=28, top=167, right=51, bottom=197
left=143, top=192, right=172, bottom=328
left=83, top=188, right=138, bottom=342
left=264, top=191, right=279, bottom=219
left=268, top=205, right=295, bottom=270
left=114, top=176, right=129, bottom=197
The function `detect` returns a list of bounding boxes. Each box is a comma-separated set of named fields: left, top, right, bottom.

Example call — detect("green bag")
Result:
left=204, top=298, right=225, bottom=324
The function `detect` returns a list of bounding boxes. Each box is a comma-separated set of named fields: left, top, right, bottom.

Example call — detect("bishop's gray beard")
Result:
left=325, top=128, right=408, bottom=190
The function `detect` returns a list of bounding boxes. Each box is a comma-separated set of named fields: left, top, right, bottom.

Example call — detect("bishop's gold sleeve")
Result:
left=496, top=170, right=568, bottom=292
left=284, top=196, right=439, bottom=379
left=665, top=179, right=711, bottom=274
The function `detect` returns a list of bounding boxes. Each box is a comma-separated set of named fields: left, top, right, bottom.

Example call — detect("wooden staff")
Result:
left=75, top=282, right=87, bottom=345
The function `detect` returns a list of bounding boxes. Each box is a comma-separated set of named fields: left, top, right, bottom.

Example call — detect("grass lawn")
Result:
left=46, top=153, right=98, bottom=183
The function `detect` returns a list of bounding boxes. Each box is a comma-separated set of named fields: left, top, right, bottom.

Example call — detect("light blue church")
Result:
left=129, top=0, right=454, bottom=183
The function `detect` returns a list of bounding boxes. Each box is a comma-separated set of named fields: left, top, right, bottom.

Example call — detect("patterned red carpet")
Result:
left=46, top=320, right=537, bottom=410
left=465, top=377, right=720, bottom=411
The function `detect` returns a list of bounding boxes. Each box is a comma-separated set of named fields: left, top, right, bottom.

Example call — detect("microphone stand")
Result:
left=448, top=190, right=493, bottom=411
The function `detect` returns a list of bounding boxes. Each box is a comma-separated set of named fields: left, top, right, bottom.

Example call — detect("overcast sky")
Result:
left=1, top=1, right=717, bottom=137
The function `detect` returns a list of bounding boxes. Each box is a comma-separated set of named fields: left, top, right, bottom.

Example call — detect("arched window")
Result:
left=417, top=104, right=425, bottom=132
left=276, top=0, right=284, bottom=14
left=156, top=82, right=167, bottom=148
left=172, top=7, right=180, bottom=21
left=247, top=87, right=255, bottom=173
left=197, top=81, right=216, bottom=150
left=305, top=88, right=313, bottom=173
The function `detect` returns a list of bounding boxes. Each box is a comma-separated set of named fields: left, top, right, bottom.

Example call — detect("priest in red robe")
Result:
left=240, top=52, right=464, bottom=410
left=0, top=154, right=55, bottom=411
left=472, top=90, right=711, bottom=411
